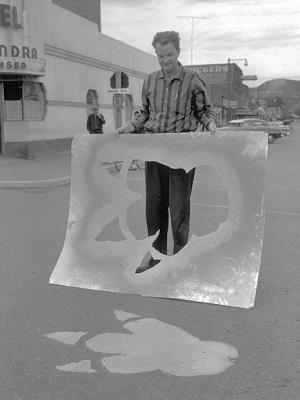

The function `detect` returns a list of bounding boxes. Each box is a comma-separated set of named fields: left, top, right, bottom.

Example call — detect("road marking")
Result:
left=44, top=331, right=87, bottom=345
left=56, top=360, right=97, bottom=373
left=45, top=310, right=238, bottom=377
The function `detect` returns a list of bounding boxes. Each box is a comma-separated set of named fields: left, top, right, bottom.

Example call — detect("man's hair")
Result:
left=152, top=31, right=180, bottom=51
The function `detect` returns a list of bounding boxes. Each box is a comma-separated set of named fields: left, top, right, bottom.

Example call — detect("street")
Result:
left=1, top=125, right=300, bottom=400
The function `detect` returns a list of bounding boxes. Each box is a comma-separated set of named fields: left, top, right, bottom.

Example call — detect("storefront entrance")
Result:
left=0, top=76, right=47, bottom=156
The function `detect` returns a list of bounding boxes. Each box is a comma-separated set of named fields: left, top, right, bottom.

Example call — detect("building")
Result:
left=249, top=87, right=285, bottom=121
left=185, top=63, right=250, bottom=125
left=0, top=0, right=158, bottom=157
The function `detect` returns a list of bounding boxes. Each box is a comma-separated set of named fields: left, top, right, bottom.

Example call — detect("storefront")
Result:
left=185, top=63, right=250, bottom=125
left=0, top=0, right=157, bottom=157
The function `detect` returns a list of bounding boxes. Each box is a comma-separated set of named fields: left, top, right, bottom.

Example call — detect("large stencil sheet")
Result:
left=50, top=132, right=268, bottom=308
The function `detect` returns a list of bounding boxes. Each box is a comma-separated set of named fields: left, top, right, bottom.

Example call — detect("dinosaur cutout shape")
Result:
left=50, top=132, right=267, bottom=308
left=45, top=310, right=238, bottom=376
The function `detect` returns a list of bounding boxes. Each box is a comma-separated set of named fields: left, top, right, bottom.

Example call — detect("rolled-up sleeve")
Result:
left=99, top=114, right=106, bottom=124
left=192, top=75, right=215, bottom=129
left=131, top=77, right=150, bottom=132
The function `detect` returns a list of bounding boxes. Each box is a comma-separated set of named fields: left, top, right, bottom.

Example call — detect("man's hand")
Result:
left=207, top=121, right=217, bottom=134
left=114, top=123, right=135, bottom=138
left=195, top=121, right=216, bottom=134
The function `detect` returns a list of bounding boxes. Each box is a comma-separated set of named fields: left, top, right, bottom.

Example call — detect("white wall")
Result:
left=25, top=0, right=158, bottom=74
left=3, top=0, right=158, bottom=142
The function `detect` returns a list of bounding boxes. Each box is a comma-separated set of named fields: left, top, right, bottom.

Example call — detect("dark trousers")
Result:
left=145, top=162, right=195, bottom=255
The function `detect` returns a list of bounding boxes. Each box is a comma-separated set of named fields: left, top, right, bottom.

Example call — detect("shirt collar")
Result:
left=159, top=62, right=184, bottom=81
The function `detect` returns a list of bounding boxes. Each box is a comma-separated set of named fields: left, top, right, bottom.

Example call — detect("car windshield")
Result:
left=229, top=122, right=242, bottom=126
left=243, top=120, right=268, bottom=127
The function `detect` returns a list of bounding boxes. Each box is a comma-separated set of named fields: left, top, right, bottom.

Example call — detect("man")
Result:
left=86, top=104, right=106, bottom=134
left=116, top=31, right=216, bottom=273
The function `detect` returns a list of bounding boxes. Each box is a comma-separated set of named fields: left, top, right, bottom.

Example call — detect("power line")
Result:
left=178, top=16, right=209, bottom=64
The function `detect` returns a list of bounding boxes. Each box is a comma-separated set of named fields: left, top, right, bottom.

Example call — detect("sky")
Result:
left=101, top=0, right=300, bottom=87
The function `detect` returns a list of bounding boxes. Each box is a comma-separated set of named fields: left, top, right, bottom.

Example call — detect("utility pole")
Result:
left=178, top=16, right=208, bottom=65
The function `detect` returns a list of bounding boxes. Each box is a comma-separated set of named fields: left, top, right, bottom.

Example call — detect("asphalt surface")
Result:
left=1, top=125, right=300, bottom=400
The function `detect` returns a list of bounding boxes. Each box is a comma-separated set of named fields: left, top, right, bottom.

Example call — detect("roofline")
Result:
left=99, top=32, right=155, bottom=59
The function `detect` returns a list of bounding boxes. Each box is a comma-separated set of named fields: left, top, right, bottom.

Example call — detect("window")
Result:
left=3, top=81, right=22, bottom=100
left=3, top=81, right=23, bottom=120
left=87, top=90, right=96, bottom=104
left=253, top=121, right=266, bottom=126
left=86, top=89, right=98, bottom=105
left=86, top=89, right=98, bottom=114
left=23, top=82, right=46, bottom=120
left=243, top=121, right=255, bottom=127
left=3, top=81, right=46, bottom=121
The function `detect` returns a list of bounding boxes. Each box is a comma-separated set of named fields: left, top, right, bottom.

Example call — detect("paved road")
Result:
left=1, top=126, right=300, bottom=400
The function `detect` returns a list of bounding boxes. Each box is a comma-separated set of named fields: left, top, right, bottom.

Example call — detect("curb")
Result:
left=0, top=164, right=120, bottom=189
left=0, top=175, right=71, bottom=189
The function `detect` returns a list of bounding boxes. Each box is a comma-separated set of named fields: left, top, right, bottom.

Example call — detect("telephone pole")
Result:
left=178, top=16, right=208, bottom=64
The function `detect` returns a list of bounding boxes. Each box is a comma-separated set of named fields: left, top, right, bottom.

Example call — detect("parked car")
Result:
left=283, top=119, right=294, bottom=126
left=268, top=120, right=292, bottom=136
left=218, top=118, right=283, bottom=143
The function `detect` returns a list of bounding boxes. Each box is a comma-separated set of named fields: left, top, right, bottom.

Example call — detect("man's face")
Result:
left=155, top=42, right=180, bottom=73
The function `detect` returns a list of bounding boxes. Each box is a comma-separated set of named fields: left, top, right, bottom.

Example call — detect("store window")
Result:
left=86, top=89, right=98, bottom=114
left=3, top=81, right=23, bottom=120
left=3, top=81, right=46, bottom=121
left=23, top=82, right=46, bottom=120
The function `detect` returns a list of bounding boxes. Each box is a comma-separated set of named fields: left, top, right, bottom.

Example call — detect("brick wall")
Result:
left=52, top=0, right=101, bottom=29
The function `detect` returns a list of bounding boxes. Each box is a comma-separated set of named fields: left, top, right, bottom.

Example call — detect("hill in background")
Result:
left=249, top=79, right=300, bottom=117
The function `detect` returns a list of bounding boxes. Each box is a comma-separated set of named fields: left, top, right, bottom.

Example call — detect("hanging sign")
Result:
left=0, top=57, right=46, bottom=75
left=0, top=44, right=38, bottom=59
left=0, top=3, right=22, bottom=29
left=107, top=88, right=129, bottom=94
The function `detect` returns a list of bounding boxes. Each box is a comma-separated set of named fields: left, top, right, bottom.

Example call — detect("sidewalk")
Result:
left=0, top=153, right=121, bottom=189
left=0, top=153, right=71, bottom=189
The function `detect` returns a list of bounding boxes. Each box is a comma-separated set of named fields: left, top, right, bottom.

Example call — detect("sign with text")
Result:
left=0, top=57, right=46, bottom=75
left=188, top=64, right=229, bottom=74
left=0, top=44, right=38, bottom=59
left=108, top=88, right=129, bottom=94
left=0, top=3, right=22, bottom=29
left=110, top=71, right=129, bottom=89
left=186, top=64, right=230, bottom=84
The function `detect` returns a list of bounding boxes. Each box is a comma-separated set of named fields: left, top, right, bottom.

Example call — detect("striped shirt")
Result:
left=132, top=63, right=214, bottom=133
